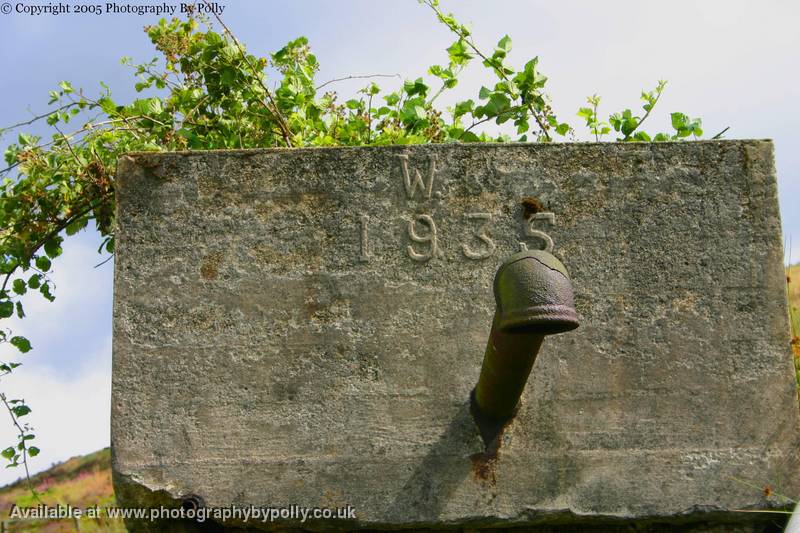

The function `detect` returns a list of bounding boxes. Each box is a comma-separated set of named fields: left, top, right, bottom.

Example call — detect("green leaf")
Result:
left=484, top=92, right=512, bottom=118
left=40, top=283, right=55, bottom=302
left=11, top=405, right=31, bottom=418
left=28, top=446, right=40, bottom=457
left=384, top=92, right=400, bottom=106
left=12, top=279, right=26, bottom=296
left=0, top=301, right=13, bottom=319
left=10, top=336, right=32, bottom=353
left=453, top=99, right=474, bottom=118
left=219, top=67, right=236, bottom=87
left=27, top=275, right=41, bottom=289
left=35, top=256, right=51, bottom=272
left=403, top=78, right=429, bottom=97
left=496, top=35, right=512, bottom=53
left=134, top=98, right=163, bottom=116
left=671, top=112, right=688, bottom=131
left=622, top=117, right=638, bottom=136
left=1, top=447, right=15, bottom=460
left=65, top=217, right=88, bottom=236
left=43, top=238, right=62, bottom=259
left=446, top=39, right=472, bottom=65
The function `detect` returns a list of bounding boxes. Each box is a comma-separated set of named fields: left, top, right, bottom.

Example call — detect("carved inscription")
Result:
left=398, top=155, right=436, bottom=201
left=462, top=213, right=496, bottom=260
left=407, top=214, right=439, bottom=262
left=522, top=212, right=556, bottom=252
left=354, top=172, right=558, bottom=262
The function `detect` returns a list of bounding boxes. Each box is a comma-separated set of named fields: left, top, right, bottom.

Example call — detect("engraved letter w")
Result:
left=398, top=155, right=436, bottom=200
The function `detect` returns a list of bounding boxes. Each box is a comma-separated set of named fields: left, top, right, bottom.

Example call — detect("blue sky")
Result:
left=0, top=0, right=798, bottom=484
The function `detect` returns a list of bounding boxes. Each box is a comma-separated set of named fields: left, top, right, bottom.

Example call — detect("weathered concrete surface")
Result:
left=112, top=141, right=799, bottom=531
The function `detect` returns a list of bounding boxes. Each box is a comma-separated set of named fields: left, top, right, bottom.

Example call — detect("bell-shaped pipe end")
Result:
left=493, top=249, right=579, bottom=335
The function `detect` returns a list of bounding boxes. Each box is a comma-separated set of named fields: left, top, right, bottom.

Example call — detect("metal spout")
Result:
left=473, top=250, right=579, bottom=424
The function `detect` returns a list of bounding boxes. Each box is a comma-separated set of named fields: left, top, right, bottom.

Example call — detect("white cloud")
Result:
left=0, top=230, right=113, bottom=487
left=0, top=338, right=111, bottom=487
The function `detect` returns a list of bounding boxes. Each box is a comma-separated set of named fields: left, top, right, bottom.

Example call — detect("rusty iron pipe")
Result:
left=473, top=249, right=579, bottom=423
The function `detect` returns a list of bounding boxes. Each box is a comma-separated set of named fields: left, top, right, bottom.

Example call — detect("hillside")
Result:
left=789, top=263, right=800, bottom=383
left=0, top=448, right=122, bottom=532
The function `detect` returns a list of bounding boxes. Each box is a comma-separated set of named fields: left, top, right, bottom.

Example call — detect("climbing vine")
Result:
left=0, top=0, right=715, bottom=486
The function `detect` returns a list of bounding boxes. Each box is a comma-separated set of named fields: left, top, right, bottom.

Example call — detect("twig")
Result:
left=316, top=73, right=400, bottom=91
left=1, top=103, right=77, bottom=133
left=93, top=255, right=113, bottom=269
left=711, top=126, right=730, bottom=140
left=460, top=105, right=525, bottom=139
left=0, top=392, right=40, bottom=502
left=51, top=123, right=80, bottom=166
